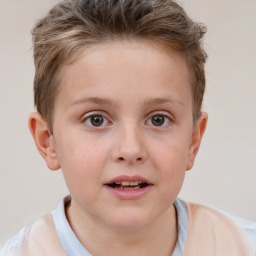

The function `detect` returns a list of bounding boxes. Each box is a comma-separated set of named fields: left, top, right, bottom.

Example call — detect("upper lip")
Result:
left=105, top=175, right=153, bottom=185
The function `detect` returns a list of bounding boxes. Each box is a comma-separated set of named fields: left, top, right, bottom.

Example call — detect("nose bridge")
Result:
left=112, top=121, right=147, bottom=164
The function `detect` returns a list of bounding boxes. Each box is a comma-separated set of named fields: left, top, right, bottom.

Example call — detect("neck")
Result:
left=66, top=200, right=178, bottom=256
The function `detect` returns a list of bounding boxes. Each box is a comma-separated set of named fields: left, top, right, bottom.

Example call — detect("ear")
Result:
left=28, top=112, right=60, bottom=170
left=186, top=112, right=208, bottom=170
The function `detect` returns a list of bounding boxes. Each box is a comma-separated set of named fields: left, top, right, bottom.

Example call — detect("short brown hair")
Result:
left=32, top=0, right=207, bottom=133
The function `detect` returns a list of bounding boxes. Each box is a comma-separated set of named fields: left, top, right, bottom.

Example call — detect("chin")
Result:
left=104, top=210, right=155, bottom=231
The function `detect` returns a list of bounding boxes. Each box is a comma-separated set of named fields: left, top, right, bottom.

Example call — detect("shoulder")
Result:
left=183, top=202, right=255, bottom=256
left=1, top=215, right=66, bottom=256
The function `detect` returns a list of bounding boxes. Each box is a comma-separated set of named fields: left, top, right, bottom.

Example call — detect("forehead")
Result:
left=55, top=40, right=192, bottom=110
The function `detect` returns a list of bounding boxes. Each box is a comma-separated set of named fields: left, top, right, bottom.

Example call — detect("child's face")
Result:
left=42, top=41, right=206, bottom=229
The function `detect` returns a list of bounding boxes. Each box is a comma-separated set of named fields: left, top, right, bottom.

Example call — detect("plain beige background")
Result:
left=0, top=0, right=256, bottom=247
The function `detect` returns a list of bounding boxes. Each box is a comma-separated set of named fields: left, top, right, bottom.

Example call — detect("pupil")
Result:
left=91, top=115, right=103, bottom=126
left=152, top=115, right=164, bottom=126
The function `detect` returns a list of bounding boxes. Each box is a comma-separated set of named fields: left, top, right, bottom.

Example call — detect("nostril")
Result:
left=115, top=155, right=145, bottom=163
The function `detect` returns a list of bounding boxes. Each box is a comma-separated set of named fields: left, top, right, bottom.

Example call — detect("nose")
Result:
left=111, top=124, right=148, bottom=165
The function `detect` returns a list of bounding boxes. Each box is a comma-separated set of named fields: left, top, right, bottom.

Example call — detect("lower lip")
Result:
left=104, top=185, right=153, bottom=200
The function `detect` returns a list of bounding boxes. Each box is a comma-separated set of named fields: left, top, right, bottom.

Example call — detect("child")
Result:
left=1, top=0, right=255, bottom=255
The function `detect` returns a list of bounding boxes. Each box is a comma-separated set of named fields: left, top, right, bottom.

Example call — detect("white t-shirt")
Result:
left=1, top=196, right=256, bottom=255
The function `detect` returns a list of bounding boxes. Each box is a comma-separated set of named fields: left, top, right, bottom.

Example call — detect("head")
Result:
left=29, top=0, right=208, bottom=230
left=32, top=0, right=207, bottom=133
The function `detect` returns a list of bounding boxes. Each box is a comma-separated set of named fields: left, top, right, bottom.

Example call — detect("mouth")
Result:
left=104, top=176, right=153, bottom=199
left=106, top=181, right=150, bottom=190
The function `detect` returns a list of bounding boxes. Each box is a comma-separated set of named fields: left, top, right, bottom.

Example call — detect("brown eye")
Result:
left=147, top=114, right=171, bottom=127
left=85, top=115, right=108, bottom=127
left=151, top=115, right=165, bottom=126
left=91, top=115, right=104, bottom=126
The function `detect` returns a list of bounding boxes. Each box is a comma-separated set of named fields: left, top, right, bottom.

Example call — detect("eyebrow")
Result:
left=71, top=96, right=184, bottom=108
left=71, top=97, right=114, bottom=107
left=145, top=97, right=184, bottom=106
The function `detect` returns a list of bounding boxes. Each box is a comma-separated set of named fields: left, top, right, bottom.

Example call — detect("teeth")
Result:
left=120, top=181, right=140, bottom=186
left=123, top=186, right=140, bottom=190
left=110, top=181, right=148, bottom=189
left=129, top=181, right=139, bottom=186
left=121, top=181, right=130, bottom=186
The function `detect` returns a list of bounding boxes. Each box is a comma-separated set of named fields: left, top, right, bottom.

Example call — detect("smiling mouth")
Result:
left=107, top=181, right=149, bottom=190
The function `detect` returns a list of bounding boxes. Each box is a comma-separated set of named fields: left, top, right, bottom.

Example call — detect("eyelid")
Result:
left=146, top=110, right=173, bottom=121
left=81, top=110, right=109, bottom=119
left=81, top=111, right=112, bottom=127
left=145, top=111, right=173, bottom=127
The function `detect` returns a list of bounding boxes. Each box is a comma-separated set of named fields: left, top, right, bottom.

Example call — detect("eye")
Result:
left=146, top=114, right=171, bottom=127
left=84, top=114, right=109, bottom=127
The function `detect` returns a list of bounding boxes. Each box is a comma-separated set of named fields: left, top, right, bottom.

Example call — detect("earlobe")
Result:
left=186, top=112, right=208, bottom=170
left=28, top=112, right=60, bottom=170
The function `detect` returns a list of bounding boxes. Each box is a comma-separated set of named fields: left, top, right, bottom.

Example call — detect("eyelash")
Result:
left=83, top=114, right=111, bottom=128
left=82, top=112, right=172, bottom=128
left=145, top=114, right=172, bottom=127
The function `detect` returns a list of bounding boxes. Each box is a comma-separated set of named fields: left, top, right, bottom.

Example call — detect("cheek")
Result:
left=58, top=141, right=108, bottom=206
left=151, top=138, right=190, bottom=170
left=152, top=144, right=187, bottom=202
left=149, top=135, right=190, bottom=189
left=56, top=130, right=105, bottom=165
left=54, top=133, right=110, bottom=187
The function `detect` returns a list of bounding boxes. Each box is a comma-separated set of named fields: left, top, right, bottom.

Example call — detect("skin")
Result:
left=29, top=40, right=207, bottom=256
